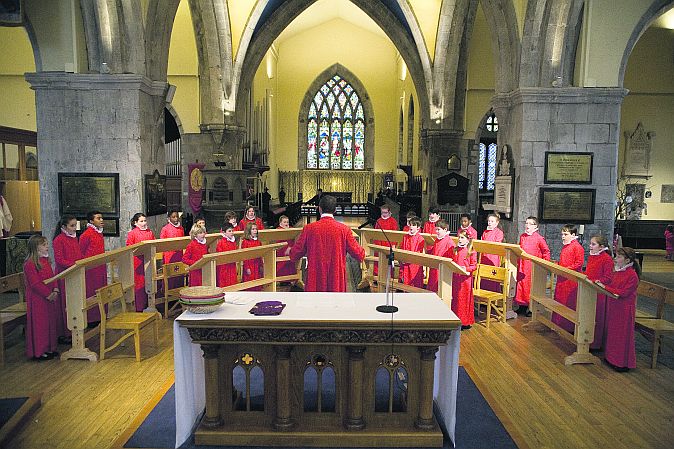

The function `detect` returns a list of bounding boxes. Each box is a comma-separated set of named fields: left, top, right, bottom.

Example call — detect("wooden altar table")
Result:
left=174, top=292, right=461, bottom=448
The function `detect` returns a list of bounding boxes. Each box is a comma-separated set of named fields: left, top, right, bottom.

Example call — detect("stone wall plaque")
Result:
left=661, top=185, right=674, bottom=203
left=145, top=170, right=167, bottom=217
left=58, top=172, right=120, bottom=218
left=622, top=123, right=653, bottom=177
left=538, top=188, right=595, bottom=224
left=544, top=152, right=593, bottom=184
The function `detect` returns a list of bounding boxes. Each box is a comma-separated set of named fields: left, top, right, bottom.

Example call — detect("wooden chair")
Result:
left=160, top=262, right=189, bottom=318
left=635, top=280, right=674, bottom=368
left=473, top=264, right=508, bottom=328
left=96, top=282, right=160, bottom=361
left=1, top=273, right=26, bottom=365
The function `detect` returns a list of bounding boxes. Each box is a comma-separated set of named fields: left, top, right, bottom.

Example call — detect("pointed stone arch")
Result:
left=297, top=64, right=375, bottom=170
left=480, top=0, right=521, bottom=93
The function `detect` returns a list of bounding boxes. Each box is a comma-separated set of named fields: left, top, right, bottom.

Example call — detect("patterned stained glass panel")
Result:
left=319, top=120, right=330, bottom=169
left=307, top=119, right=318, bottom=169
left=307, top=75, right=364, bottom=170
left=487, top=143, right=497, bottom=190
left=331, top=119, right=342, bottom=169
left=478, top=143, right=486, bottom=190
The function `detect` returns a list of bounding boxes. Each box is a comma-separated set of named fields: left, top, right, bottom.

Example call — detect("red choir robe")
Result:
left=276, top=227, right=297, bottom=277
left=515, top=231, right=550, bottom=306
left=24, top=258, right=59, bottom=358
left=456, top=225, right=478, bottom=240
left=552, top=239, right=585, bottom=333
left=584, top=249, right=614, bottom=350
left=289, top=215, right=365, bottom=292
left=216, top=236, right=238, bottom=287
left=182, top=239, right=209, bottom=287
left=426, top=235, right=455, bottom=292
left=373, top=216, right=399, bottom=276
left=422, top=220, right=439, bottom=251
left=126, top=227, right=155, bottom=312
left=480, top=227, right=504, bottom=291
left=236, top=217, right=264, bottom=232
left=241, top=238, right=263, bottom=290
left=399, top=232, right=425, bottom=288
left=160, top=222, right=185, bottom=264
left=451, top=246, right=477, bottom=325
left=53, top=231, right=82, bottom=337
left=603, top=266, right=638, bottom=369
left=79, top=224, right=107, bottom=323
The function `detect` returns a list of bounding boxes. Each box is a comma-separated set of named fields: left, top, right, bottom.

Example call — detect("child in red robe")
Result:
left=160, top=210, right=185, bottom=265
left=126, top=213, right=155, bottom=312
left=275, top=215, right=296, bottom=278
left=241, top=222, right=263, bottom=290
left=373, top=205, right=399, bottom=276
left=451, top=230, right=477, bottom=329
left=422, top=206, right=440, bottom=252
left=216, top=223, right=238, bottom=287
left=515, top=216, right=550, bottom=315
left=237, top=206, right=264, bottom=231
left=52, top=215, right=82, bottom=342
left=480, top=213, right=504, bottom=291
left=224, top=210, right=239, bottom=229
left=24, top=235, right=60, bottom=360
left=402, top=210, right=417, bottom=232
left=585, top=234, right=614, bottom=350
left=456, top=213, right=478, bottom=240
left=595, top=247, right=640, bottom=372
left=400, top=217, right=425, bottom=288
left=552, top=224, right=585, bottom=333
left=79, top=211, right=106, bottom=325
left=182, top=224, right=209, bottom=287
left=427, top=219, right=455, bottom=292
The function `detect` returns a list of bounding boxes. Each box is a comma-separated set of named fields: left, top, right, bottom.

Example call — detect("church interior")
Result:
left=1, top=1, right=673, bottom=448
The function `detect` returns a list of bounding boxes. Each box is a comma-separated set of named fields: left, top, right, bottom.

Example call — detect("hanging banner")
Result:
left=188, top=163, right=205, bottom=213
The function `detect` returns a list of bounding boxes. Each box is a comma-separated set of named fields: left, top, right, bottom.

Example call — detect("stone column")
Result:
left=273, top=345, right=295, bottom=430
left=201, top=344, right=222, bottom=427
left=420, top=129, right=473, bottom=216
left=415, top=346, right=438, bottom=430
left=25, top=73, right=167, bottom=248
left=344, top=345, right=366, bottom=430
left=491, top=87, right=627, bottom=247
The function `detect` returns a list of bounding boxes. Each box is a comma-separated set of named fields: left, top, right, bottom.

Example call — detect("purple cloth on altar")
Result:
left=249, top=301, right=286, bottom=316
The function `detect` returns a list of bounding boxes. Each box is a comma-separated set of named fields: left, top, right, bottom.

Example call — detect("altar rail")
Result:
left=44, top=228, right=303, bottom=361
left=520, top=253, right=617, bottom=365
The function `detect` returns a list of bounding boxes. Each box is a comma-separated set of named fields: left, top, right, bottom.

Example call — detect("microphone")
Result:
left=374, top=220, right=398, bottom=314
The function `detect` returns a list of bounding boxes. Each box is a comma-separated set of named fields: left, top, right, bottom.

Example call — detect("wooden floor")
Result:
left=1, top=253, right=672, bottom=449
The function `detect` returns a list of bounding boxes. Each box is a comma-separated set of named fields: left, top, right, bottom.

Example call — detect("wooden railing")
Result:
left=520, top=253, right=617, bottom=365
left=43, top=228, right=304, bottom=361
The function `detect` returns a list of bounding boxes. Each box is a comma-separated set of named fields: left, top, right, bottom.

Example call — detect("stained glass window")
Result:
left=486, top=114, right=498, bottom=132
left=307, top=75, right=365, bottom=170
left=478, top=140, right=497, bottom=192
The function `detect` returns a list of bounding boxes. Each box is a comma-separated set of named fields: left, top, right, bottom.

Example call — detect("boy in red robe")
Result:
left=160, top=210, right=185, bottom=293
left=552, top=224, right=585, bottom=333
left=515, top=216, right=550, bottom=315
left=289, top=195, right=365, bottom=292
left=456, top=214, right=478, bottom=240
left=402, top=210, right=417, bottom=232
left=480, top=213, right=504, bottom=291
left=182, top=224, right=209, bottom=287
left=400, top=217, right=425, bottom=288
left=79, top=211, right=106, bottom=325
left=584, top=234, right=614, bottom=350
left=451, top=230, right=478, bottom=329
left=372, top=204, right=399, bottom=276
left=427, top=219, right=455, bottom=292
left=275, top=215, right=296, bottom=278
left=24, top=235, right=60, bottom=360
left=52, top=215, right=82, bottom=342
left=216, top=223, right=238, bottom=287
left=595, top=247, right=640, bottom=372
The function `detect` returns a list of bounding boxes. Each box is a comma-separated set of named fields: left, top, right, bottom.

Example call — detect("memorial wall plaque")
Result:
left=544, top=152, right=593, bottom=184
left=145, top=170, right=167, bottom=216
left=58, top=173, right=120, bottom=218
left=539, top=188, right=595, bottom=224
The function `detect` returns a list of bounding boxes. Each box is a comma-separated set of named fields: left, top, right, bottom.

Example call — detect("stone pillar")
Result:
left=344, top=345, right=366, bottom=430
left=415, top=346, right=438, bottom=430
left=201, top=344, right=222, bottom=427
left=273, top=345, right=295, bottom=430
left=491, top=88, right=627, bottom=249
left=25, top=73, right=167, bottom=247
left=420, top=129, right=473, bottom=216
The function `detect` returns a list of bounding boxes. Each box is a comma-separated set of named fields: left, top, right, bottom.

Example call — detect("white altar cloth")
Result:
left=173, top=291, right=461, bottom=448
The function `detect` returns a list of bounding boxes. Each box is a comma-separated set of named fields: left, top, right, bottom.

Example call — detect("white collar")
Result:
left=62, top=229, right=77, bottom=238
left=562, top=236, right=579, bottom=246
left=195, top=236, right=207, bottom=245
left=525, top=228, right=538, bottom=236
left=615, top=262, right=634, bottom=272
left=486, top=225, right=496, bottom=231
left=221, top=233, right=235, bottom=242
left=457, top=242, right=468, bottom=248
left=408, top=229, right=418, bottom=236
left=380, top=215, right=392, bottom=220
left=461, top=225, right=472, bottom=230
left=320, top=213, right=334, bottom=218
left=169, top=220, right=181, bottom=228
left=250, top=236, right=258, bottom=241
left=436, top=234, right=447, bottom=240
left=87, top=223, right=103, bottom=234
left=428, top=217, right=439, bottom=223
left=589, top=247, right=609, bottom=256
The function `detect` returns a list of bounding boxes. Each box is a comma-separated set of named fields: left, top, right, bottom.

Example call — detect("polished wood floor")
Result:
left=1, top=253, right=672, bottom=449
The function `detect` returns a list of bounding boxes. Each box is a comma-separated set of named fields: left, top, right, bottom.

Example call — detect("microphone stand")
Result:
left=374, top=221, right=398, bottom=314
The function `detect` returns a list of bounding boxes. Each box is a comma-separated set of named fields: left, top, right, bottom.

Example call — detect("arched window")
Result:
left=307, top=75, right=365, bottom=170
left=479, top=113, right=498, bottom=192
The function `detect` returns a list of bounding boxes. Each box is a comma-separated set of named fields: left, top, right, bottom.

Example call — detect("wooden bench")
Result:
left=635, top=280, right=674, bottom=368
left=1, top=273, right=26, bottom=365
